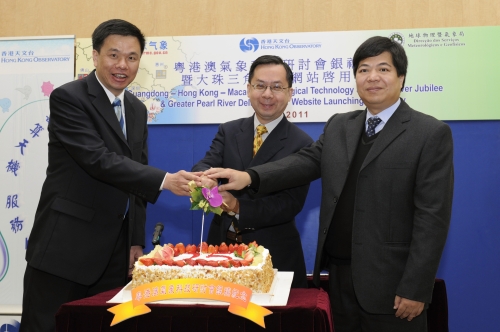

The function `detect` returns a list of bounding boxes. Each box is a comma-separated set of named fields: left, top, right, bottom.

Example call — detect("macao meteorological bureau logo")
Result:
left=239, top=38, right=259, bottom=52
left=389, top=32, right=405, bottom=46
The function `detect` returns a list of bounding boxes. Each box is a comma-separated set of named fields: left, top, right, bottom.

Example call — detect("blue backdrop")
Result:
left=145, top=120, right=500, bottom=332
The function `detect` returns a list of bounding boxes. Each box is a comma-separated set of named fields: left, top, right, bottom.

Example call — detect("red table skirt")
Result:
left=56, top=277, right=447, bottom=332
left=56, top=287, right=333, bottom=332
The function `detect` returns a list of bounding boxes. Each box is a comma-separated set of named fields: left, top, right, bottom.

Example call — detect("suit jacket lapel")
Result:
left=87, top=71, right=129, bottom=145
left=361, top=99, right=411, bottom=170
left=248, top=117, right=287, bottom=167
left=235, top=117, right=254, bottom=168
left=346, top=111, right=366, bottom=165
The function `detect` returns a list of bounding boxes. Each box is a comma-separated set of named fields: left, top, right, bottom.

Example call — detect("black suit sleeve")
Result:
left=49, top=87, right=165, bottom=204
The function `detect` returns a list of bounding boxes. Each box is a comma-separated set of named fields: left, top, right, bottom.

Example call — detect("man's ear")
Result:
left=399, top=75, right=405, bottom=89
left=92, top=49, right=98, bottom=67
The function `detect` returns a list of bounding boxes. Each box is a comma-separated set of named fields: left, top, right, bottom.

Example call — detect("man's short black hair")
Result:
left=92, top=19, right=146, bottom=54
left=353, top=36, right=408, bottom=89
left=248, top=55, right=293, bottom=87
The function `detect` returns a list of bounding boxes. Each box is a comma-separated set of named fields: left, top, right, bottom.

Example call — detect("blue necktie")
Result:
left=366, top=116, right=382, bottom=137
left=112, top=97, right=126, bottom=138
left=112, top=97, right=129, bottom=217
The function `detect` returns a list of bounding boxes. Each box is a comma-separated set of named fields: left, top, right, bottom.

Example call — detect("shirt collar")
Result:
left=253, top=114, right=283, bottom=136
left=365, top=98, right=401, bottom=125
left=94, top=73, right=125, bottom=105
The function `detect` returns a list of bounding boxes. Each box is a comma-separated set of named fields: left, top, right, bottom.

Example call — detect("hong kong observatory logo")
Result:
left=239, top=38, right=259, bottom=52
left=389, top=32, right=405, bottom=46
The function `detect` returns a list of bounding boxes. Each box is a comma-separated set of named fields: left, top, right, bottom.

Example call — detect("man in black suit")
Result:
left=192, top=55, right=313, bottom=288
left=20, top=19, right=201, bottom=332
left=206, top=37, right=454, bottom=331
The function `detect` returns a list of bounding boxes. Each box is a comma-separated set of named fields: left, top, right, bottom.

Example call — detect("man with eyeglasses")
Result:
left=192, top=55, right=313, bottom=288
left=205, top=37, right=454, bottom=332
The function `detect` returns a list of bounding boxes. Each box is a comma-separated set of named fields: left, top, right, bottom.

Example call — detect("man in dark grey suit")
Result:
left=193, top=55, right=313, bottom=288
left=207, top=37, right=454, bottom=331
left=20, top=20, right=200, bottom=332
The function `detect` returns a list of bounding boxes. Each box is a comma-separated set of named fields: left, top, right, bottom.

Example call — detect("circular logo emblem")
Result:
left=239, top=38, right=259, bottom=52
left=389, top=32, right=405, bottom=46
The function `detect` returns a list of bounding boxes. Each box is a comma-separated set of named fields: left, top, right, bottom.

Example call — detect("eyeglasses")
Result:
left=250, top=83, right=290, bottom=93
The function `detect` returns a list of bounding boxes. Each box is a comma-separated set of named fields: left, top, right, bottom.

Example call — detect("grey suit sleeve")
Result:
left=396, top=121, right=454, bottom=303
left=249, top=116, right=334, bottom=194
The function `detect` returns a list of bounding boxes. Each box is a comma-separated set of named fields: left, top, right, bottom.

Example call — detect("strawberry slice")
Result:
left=174, top=260, right=186, bottom=267
left=175, top=243, right=186, bottom=254
left=229, top=260, right=241, bottom=267
left=154, top=252, right=164, bottom=265
left=162, top=258, right=174, bottom=266
left=219, top=260, right=231, bottom=268
left=200, top=242, right=208, bottom=253
left=244, top=251, right=254, bottom=262
left=235, top=245, right=245, bottom=258
left=228, top=243, right=235, bottom=253
left=139, top=258, right=154, bottom=266
left=185, top=258, right=197, bottom=266
left=205, top=261, right=219, bottom=267
left=248, top=241, right=258, bottom=248
left=208, top=244, right=215, bottom=254
left=196, top=259, right=208, bottom=266
left=186, top=244, right=196, bottom=254
left=240, top=260, right=250, bottom=266
left=219, top=242, right=229, bottom=254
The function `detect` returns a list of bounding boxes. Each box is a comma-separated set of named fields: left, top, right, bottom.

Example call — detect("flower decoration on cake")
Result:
left=188, top=180, right=223, bottom=215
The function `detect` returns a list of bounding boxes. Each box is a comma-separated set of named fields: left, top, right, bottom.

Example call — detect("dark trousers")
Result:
left=19, top=222, right=128, bottom=332
left=328, top=263, right=427, bottom=332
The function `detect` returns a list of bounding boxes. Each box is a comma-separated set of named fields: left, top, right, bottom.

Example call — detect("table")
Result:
left=56, top=287, right=333, bottom=332
left=56, top=278, right=447, bottom=332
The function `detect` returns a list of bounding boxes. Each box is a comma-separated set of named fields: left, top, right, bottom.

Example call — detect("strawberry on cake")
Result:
left=132, top=241, right=274, bottom=293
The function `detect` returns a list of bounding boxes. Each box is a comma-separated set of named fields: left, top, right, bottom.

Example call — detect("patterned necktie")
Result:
left=253, top=125, right=268, bottom=157
left=366, top=116, right=382, bottom=137
left=112, top=97, right=126, bottom=138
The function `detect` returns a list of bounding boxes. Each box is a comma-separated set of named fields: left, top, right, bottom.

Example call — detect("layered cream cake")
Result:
left=132, top=242, right=274, bottom=293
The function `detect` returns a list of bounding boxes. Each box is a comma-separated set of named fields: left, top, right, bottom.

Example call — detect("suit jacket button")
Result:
left=333, top=197, right=338, bottom=203
left=118, top=214, right=124, bottom=219
left=323, top=228, right=327, bottom=234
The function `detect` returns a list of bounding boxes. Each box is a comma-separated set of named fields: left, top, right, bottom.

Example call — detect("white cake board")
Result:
left=107, top=270, right=293, bottom=306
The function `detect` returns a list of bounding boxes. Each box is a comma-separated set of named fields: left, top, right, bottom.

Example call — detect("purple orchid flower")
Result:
left=202, top=186, right=223, bottom=207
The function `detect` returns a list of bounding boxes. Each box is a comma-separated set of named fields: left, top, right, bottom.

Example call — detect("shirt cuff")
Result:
left=160, top=172, right=168, bottom=190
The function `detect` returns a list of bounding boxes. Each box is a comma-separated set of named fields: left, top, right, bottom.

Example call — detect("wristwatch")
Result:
left=226, top=199, right=239, bottom=216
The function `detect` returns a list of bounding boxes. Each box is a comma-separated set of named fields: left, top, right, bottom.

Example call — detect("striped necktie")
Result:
left=112, top=97, right=129, bottom=217
left=112, top=97, right=126, bottom=138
